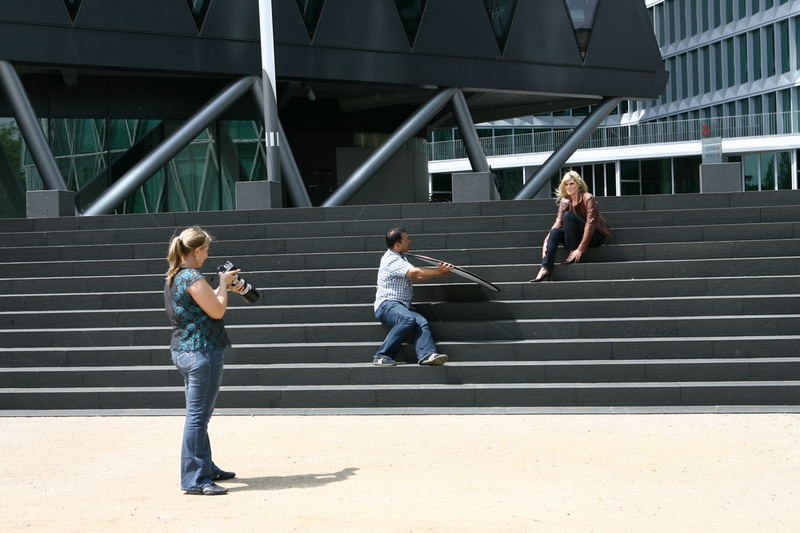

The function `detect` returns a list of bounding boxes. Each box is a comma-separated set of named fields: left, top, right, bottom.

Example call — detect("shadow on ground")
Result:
left=227, top=467, right=359, bottom=492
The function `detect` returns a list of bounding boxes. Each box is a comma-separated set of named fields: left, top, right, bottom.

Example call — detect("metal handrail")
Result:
left=425, top=111, right=800, bottom=161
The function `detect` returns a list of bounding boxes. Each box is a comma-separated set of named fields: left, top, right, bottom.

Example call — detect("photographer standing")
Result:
left=164, top=226, right=246, bottom=495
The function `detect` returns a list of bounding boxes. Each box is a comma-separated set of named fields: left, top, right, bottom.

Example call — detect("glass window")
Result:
left=713, top=0, right=721, bottom=27
left=680, top=54, right=688, bottom=99
left=738, top=34, right=748, bottom=84
left=690, top=1, right=698, bottom=35
left=674, top=156, right=700, bottom=193
left=761, top=152, right=775, bottom=190
left=751, top=0, right=759, bottom=13
left=296, top=0, right=326, bottom=39
left=656, top=3, right=665, bottom=47
left=703, top=46, right=711, bottom=93
left=641, top=158, right=672, bottom=194
left=743, top=154, right=758, bottom=190
left=796, top=18, right=800, bottom=70
left=738, top=0, right=747, bottom=18
left=764, top=0, right=773, bottom=7
left=765, top=25, right=775, bottom=77
left=779, top=20, right=790, bottom=73
left=483, top=0, right=518, bottom=51
left=691, top=50, right=700, bottom=96
left=714, top=43, right=723, bottom=91
left=725, top=0, right=734, bottom=24
left=667, top=0, right=676, bottom=43
left=678, top=0, right=687, bottom=40
left=605, top=162, right=616, bottom=196
left=701, top=1, right=709, bottom=32
left=725, top=39, right=735, bottom=88
left=752, top=30, right=761, bottom=80
left=620, top=160, right=640, bottom=195
left=777, top=151, right=791, bottom=189
left=394, top=0, right=427, bottom=46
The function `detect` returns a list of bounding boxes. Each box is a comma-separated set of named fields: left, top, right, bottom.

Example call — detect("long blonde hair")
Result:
left=554, top=170, right=589, bottom=201
left=165, top=226, right=212, bottom=285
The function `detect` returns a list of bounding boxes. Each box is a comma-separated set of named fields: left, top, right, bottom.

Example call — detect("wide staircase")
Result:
left=1, top=190, right=799, bottom=412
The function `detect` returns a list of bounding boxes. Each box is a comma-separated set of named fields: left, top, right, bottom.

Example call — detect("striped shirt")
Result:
left=374, top=249, right=413, bottom=311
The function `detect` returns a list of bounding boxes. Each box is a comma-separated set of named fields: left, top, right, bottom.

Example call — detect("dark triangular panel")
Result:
left=295, top=0, right=325, bottom=41
left=314, top=0, right=410, bottom=52
left=273, top=0, right=311, bottom=44
left=583, top=0, right=664, bottom=71
left=413, top=0, right=500, bottom=58
left=393, top=0, right=426, bottom=48
left=64, top=0, right=83, bottom=22
left=75, top=0, right=197, bottom=35
left=564, top=0, right=599, bottom=59
left=0, top=0, right=72, bottom=25
left=482, top=0, right=518, bottom=53
left=201, top=0, right=258, bottom=39
left=503, top=0, right=582, bottom=65
left=187, top=0, right=211, bottom=31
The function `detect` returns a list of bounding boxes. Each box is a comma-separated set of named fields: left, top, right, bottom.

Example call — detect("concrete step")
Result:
left=3, top=358, right=799, bottom=388
left=2, top=294, right=797, bottom=329
left=2, top=315, right=798, bottom=348
left=1, top=380, right=799, bottom=409
left=3, top=335, right=798, bottom=367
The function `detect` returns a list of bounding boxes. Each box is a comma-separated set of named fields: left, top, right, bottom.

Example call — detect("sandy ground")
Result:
left=1, top=414, right=799, bottom=532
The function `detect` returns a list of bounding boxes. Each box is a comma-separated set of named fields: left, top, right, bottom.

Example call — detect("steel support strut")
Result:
left=451, top=89, right=490, bottom=173
left=252, top=81, right=312, bottom=207
left=514, top=97, right=622, bottom=200
left=0, top=60, right=67, bottom=192
left=83, top=76, right=256, bottom=216
left=323, top=88, right=457, bottom=207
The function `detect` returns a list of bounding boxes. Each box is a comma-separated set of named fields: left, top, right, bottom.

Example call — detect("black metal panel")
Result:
left=201, top=0, right=259, bottom=40
left=583, top=0, right=664, bottom=73
left=277, top=44, right=665, bottom=99
left=413, top=0, right=499, bottom=59
left=0, top=0, right=71, bottom=25
left=273, top=0, right=311, bottom=45
left=0, top=23, right=74, bottom=65
left=73, top=28, right=201, bottom=72
left=75, top=0, right=197, bottom=36
left=313, top=0, right=409, bottom=52
left=502, top=0, right=582, bottom=66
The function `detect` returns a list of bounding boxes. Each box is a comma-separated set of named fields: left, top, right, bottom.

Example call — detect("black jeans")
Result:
left=541, top=210, right=605, bottom=270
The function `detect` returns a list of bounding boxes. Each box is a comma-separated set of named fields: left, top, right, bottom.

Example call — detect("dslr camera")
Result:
left=217, top=260, right=260, bottom=303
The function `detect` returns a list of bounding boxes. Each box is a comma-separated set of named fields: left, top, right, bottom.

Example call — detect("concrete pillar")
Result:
left=452, top=171, right=499, bottom=202
left=235, top=180, right=283, bottom=209
left=26, top=189, right=75, bottom=218
left=699, top=162, right=742, bottom=193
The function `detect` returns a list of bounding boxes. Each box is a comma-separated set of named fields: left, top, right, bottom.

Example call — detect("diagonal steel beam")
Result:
left=514, top=96, right=622, bottom=200
left=323, top=88, right=457, bottom=207
left=252, top=81, right=312, bottom=207
left=83, top=76, right=256, bottom=216
left=451, top=89, right=490, bottom=173
left=0, top=60, right=67, bottom=192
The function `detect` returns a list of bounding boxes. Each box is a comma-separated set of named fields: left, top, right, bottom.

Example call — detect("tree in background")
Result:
left=0, top=121, right=25, bottom=217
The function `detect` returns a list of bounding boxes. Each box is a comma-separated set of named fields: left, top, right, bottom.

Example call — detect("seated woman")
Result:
left=530, top=170, right=611, bottom=282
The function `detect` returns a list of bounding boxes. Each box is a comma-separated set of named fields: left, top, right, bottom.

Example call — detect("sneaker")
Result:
left=419, top=353, right=448, bottom=366
left=373, top=355, right=397, bottom=366
left=185, top=483, right=228, bottom=496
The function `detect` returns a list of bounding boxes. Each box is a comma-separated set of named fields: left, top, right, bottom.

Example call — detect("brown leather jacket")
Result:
left=551, top=192, right=611, bottom=250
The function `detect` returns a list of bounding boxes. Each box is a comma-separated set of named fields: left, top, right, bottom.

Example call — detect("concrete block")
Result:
left=700, top=162, right=742, bottom=193
left=451, top=171, right=499, bottom=202
left=235, top=180, right=283, bottom=209
left=26, top=189, right=75, bottom=218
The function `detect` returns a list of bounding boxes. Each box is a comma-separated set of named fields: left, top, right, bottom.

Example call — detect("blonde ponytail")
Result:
left=165, top=226, right=213, bottom=285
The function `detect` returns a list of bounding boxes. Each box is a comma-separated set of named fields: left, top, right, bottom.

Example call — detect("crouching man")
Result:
left=372, top=227, right=453, bottom=367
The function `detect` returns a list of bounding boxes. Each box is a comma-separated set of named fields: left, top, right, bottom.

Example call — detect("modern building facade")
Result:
left=427, top=0, right=800, bottom=200
left=0, top=0, right=666, bottom=218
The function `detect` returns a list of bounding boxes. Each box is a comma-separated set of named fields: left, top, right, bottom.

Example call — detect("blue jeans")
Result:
left=171, top=348, right=226, bottom=491
left=374, top=300, right=438, bottom=362
left=542, top=210, right=605, bottom=270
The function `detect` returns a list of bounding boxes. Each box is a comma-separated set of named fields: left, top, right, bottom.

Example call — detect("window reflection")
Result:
left=564, top=0, right=600, bottom=56
left=394, top=0, right=427, bottom=46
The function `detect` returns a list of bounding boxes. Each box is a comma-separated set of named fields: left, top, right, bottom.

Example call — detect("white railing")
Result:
left=426, top=111, right=800, bottom=161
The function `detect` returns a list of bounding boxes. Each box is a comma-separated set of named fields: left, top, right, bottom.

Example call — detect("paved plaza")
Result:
left=1, top=413, right=799, bottom=532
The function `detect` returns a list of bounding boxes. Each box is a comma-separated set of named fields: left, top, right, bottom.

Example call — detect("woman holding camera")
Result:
left=164, top=226, right=246, bottom=495
left=530, top=170, right=610, bottom=282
